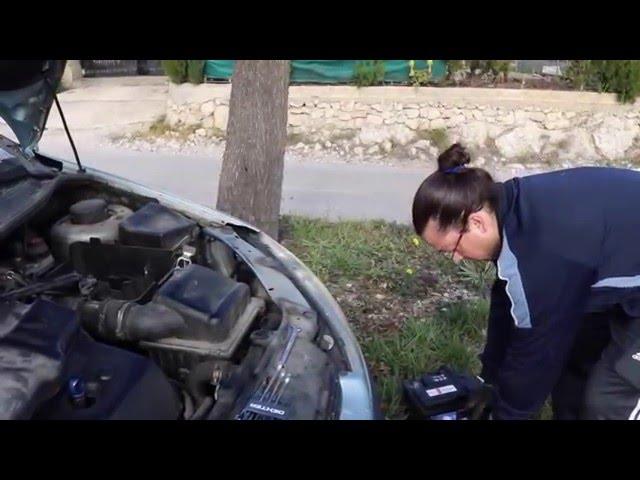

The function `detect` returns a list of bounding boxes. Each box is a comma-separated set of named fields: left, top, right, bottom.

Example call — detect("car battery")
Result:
left=403, top=366, right=485, bottom=420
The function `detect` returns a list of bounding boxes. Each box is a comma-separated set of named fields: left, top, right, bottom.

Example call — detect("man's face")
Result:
left=421, top=209, right=500, bottom=264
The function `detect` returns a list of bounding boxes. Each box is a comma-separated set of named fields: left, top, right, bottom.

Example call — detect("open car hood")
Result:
left=0, top=61, right=66, bottom=154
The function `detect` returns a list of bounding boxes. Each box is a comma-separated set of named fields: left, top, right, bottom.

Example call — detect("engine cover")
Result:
left=33, top=329, right=182, bottom=420
left=154, top=264, right=250, bottom=342
left=0, top=299, right=77, bottom=419
left=0, top=299, right=181, bottom=420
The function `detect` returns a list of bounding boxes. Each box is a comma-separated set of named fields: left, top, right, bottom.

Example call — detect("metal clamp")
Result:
left=175, top=254, right=192, bottom=269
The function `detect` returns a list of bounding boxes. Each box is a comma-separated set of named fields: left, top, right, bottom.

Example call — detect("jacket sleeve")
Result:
left=490, top=248, right=595, bottom=420
left=479, top=277, right=512, bottom=385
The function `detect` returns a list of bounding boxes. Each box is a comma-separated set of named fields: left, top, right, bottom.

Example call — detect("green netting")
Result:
left=204, top=60, right=236, bottom=80
left=203, top=60, right=447, bottom=84
left=291, top=60, right=357, bottom=83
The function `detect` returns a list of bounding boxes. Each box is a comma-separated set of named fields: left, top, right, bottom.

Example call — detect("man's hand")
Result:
left=464, top=382, right=495, bottom=420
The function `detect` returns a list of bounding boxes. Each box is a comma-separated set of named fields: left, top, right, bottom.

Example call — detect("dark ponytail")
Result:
left=412, top=143, right=498, bottom=235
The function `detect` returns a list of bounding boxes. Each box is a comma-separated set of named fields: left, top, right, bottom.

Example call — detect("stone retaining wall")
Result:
left=165, top=83, right=640, bottom=164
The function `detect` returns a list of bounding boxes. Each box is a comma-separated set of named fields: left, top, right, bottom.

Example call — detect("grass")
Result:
left=281, top=216, right=486, bottom=418
left=280, top=215, right=554, bottom=420
left=287, top=132, right=308, bottom=145
left=416, top=128, right=450, bottom=152
left=458, top=260, right=495, bottom=297
left=147, top=116, right=172, bottom=136
left=364, top=301, right=489, bottom=418
left=280, top=216, right=461, bottom=297
left=122, top=117, right=199, bottom=142
left=115, top=117, right=227, bottom=144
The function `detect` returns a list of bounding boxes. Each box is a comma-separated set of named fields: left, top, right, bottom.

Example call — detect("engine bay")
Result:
left=0, top=180, right=340, bottom=420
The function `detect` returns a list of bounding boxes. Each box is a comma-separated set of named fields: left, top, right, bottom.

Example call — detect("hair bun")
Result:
left=437, top=143, right=471, bottom=172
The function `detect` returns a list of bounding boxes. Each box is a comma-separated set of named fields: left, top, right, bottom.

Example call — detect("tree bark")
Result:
left=216, top=60, right=290, bottom=239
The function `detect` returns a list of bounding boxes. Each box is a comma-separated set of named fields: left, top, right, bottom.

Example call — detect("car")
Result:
left=0, top=60, right=380, bottom=420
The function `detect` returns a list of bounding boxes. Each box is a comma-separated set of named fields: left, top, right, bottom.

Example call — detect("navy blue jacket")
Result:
left=481, top=167, right=640, bottom=419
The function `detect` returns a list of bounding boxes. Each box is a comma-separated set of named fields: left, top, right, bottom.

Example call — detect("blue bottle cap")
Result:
left=68, top=377, right=86, bottom=400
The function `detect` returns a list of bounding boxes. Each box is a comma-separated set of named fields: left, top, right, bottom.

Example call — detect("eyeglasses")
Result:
left=450, top=227, right=466, bottom=261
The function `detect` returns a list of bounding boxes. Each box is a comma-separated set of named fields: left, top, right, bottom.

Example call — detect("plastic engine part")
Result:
left=118, top=202, right=196, bottom=250
left=154, top=263, right=250, bottom=342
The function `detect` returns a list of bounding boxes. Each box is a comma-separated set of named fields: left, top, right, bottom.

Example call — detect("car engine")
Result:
left=0, top=187, right=339, bottom=420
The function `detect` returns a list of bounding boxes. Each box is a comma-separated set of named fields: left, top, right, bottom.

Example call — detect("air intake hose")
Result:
left=79, top=299, right=185, bottom=342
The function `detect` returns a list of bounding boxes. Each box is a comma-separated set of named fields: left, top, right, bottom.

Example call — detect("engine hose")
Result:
left=79, top=299, right=186, bottom=342
left=0, top=272, right=81, bottom=301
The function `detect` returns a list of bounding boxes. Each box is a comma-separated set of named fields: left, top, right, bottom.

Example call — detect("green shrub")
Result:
left=409, top=60, right=434, bottom=87
left=465, top=60, right=511, bottom=80
left=565, top=60, right=640, bottom=104
left=604, top=61, right=640, bottom=103
left=186, top=60, right=205, bottom=84
left=161, top=60, right=187, bottom=84
left=161, top=60, right=204, bottom=85
left=486, top=60, right=511, bottom=77
left=417, top=128, right=449, bottom=152
left=565, top=60, right=596, bottom=91
left=353, top=60, right=385, bottom=87
left=446, top=60, right=466, bottom=78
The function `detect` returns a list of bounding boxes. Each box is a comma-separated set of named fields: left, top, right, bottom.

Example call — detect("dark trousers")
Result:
left=551, top=308, right=640, bottom=420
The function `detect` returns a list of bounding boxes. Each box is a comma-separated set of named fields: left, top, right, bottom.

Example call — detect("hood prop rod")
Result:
left=44, top=77, right=85, bottom=173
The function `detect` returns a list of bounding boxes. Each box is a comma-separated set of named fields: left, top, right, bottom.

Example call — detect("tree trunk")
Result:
left=216, top=60, right=290, bottom=239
